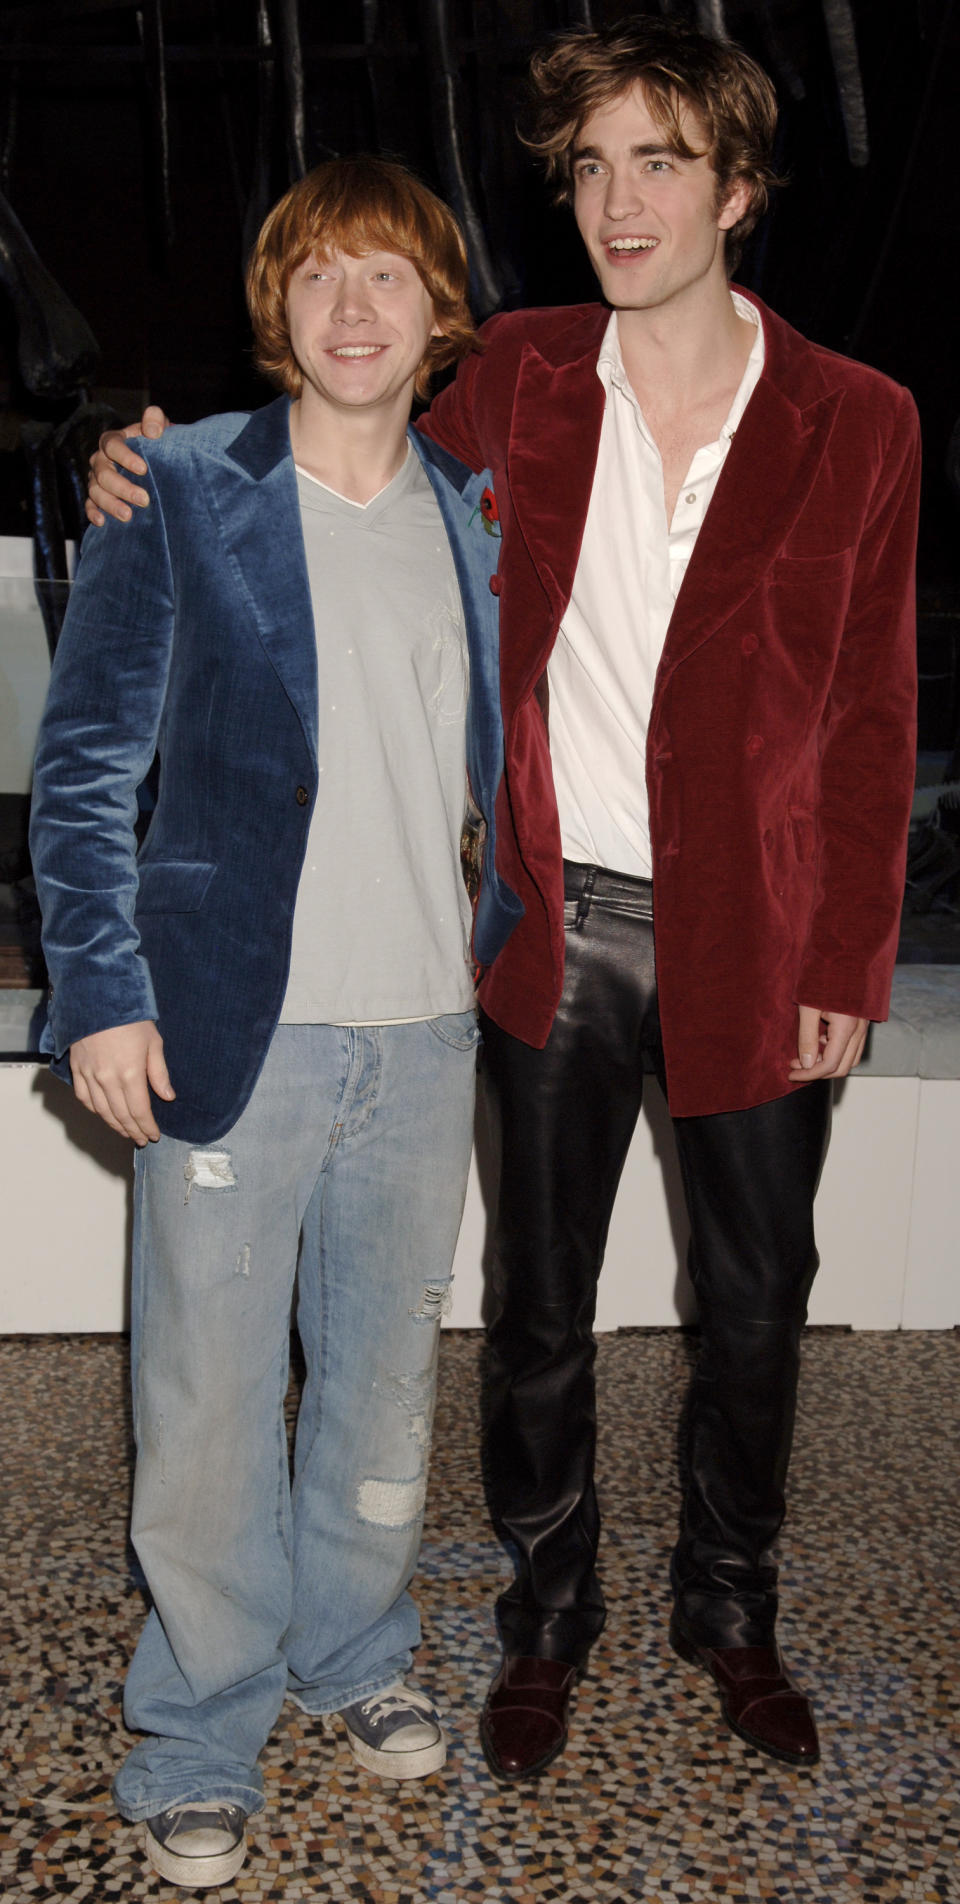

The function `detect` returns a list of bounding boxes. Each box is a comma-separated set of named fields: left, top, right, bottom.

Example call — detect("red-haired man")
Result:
left=39, top=156, right=519, bottom=1885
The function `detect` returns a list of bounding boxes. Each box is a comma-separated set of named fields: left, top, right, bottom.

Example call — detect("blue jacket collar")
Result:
left=225, top=394, right=292, bottom=480
left=224, top=395, right=482, bottom=502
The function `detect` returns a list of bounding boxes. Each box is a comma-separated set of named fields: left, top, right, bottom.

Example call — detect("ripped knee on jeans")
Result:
left=183, top=1148, right=237, bottom=1203
left=409, top=1279, right=453, bottom=1324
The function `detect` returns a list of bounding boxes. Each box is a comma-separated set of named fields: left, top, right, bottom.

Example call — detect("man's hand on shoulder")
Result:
left=85, top=405, right=171, bottom=526
left=69, top=1020, right=175, bottom=1145
left=789, top=1006, right=868, bottom=1084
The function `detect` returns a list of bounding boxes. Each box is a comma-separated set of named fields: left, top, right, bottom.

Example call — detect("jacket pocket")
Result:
left=770, top=547, right=854, bottom=578
left=135, top=859, right=217, bottom=914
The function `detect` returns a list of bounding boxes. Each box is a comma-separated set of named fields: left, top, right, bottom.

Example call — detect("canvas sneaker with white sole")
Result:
left=338, top=1680, right=447, bottom=1779
left=144, top=1801, right=247, bottom=1888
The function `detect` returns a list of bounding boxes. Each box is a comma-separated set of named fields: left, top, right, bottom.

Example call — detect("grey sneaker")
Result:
left=144, top=1802, right=246, bottom=1889
left=339, top=1680, right=447, bottom=1779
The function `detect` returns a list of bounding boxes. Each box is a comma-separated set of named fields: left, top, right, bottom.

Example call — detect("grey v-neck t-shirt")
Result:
left=278, top=449, right=475, bottom=1025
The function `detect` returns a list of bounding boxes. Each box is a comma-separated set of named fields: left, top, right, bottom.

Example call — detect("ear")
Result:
left=717, top=177, right=752, bottom=233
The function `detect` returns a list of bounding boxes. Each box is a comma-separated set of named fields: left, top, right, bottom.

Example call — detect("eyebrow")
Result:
left=571, top=141, right=679, bottom=164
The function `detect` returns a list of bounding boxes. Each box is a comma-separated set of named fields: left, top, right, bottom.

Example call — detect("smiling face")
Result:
left=572, top=83, right=749, bottom=322
left=285, top=247, right=442, bottom=427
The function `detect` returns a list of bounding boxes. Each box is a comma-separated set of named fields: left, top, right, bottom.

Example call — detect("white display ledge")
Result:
left=1, top=968, right=958, bottom=1334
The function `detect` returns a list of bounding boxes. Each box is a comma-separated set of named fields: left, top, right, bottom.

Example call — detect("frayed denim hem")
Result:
left=112, top=1775, right=265, bottom=1825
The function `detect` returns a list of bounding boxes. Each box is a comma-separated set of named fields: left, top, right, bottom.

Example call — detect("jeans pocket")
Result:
left=426, top=1008, right=481, bottom=1051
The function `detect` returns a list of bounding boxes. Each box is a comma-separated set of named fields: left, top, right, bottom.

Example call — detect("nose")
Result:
left=330, top=272, right=375, bottom=324
left=603, top=164, right=644, bottom=222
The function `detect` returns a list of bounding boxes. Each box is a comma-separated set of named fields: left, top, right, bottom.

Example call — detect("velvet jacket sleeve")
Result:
left=418, top=342, right=488, bottom=473
left=794, top=384, right=921, bottom=1020
left=29, top=466, right=174, bottom=1057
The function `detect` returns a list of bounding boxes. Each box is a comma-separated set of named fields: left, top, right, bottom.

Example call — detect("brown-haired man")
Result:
left=425, top=17, right=918, bottom=1781
left=91, top=21, right=920, bottom=1788
left=40, top=155, right=519, bottom=1886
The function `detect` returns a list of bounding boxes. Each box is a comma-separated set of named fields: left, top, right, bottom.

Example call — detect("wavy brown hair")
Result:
left=524, top=20, right=780, bottom=271
left=246, top=155, right=478, bottom=401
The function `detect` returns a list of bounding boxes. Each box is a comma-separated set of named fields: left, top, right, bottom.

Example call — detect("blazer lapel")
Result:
left=204, top=397, right=318, bottom=759
left=506, top=340, right=606, bottom=623
left=410, top=427, right=503, bottom=811
left=410, top=427, right=497, bottom=623
left=411, top=428, right=503, bottom=790
left=411, top=428, right=526, bottom=955
left=659, top=328, right=844, bottom=683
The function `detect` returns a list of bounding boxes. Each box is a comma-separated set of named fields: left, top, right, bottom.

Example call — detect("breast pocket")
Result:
left=764, top=547, right=857, bottom=682
left=769, top=547, right=855, bottom=586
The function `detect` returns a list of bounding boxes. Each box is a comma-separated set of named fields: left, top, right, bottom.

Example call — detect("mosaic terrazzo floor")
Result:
left=2, top=1329, right=958, bottom=1903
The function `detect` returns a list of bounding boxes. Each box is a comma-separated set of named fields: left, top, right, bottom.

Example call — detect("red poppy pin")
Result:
left=471, top=485, right=501, bottom=537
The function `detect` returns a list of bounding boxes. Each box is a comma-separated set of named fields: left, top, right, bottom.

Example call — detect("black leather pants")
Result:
left=480, top=860, right=832, bottom=1665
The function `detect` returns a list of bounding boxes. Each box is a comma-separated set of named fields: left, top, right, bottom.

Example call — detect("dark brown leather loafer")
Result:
left=669, top=1613, right=820, bottom=1766
left=479, top=1655, right=579, bottom=1782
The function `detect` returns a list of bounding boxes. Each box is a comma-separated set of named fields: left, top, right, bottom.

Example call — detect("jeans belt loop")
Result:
left=575, top=866, right=598, bottom=929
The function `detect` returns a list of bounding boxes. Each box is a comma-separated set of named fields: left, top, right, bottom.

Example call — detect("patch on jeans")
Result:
left=183, top=1148, right=237, bottom=1203
left=355, top=1371, right=435, bottom=1527
left=356, top=1472, right=428, bottom=1530
left=409, top=1280, right=453, bottom=1323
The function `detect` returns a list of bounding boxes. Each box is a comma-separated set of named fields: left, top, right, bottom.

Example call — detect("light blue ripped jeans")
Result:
left=113, top=1014, right=479, bottom=1822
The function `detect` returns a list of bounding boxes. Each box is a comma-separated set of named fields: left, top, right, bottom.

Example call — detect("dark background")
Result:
left=1, top=1, right=958, bottom=577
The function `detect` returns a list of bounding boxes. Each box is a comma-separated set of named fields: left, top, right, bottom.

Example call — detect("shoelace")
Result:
left=160, top=1803, right=240, bottom=1832
left=360, top=1688, right=429, bottom=1721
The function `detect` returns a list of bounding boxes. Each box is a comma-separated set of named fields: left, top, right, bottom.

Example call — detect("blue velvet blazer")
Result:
left=30, top=397, right=523, bottom=1141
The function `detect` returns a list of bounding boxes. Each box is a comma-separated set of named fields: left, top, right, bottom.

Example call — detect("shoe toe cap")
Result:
left=484, top=1706, right=563, bottom=1776
left=738, top=1687, right=820, bottom=1761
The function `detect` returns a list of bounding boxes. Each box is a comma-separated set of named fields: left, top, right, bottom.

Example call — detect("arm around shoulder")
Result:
left=86, top=404, right=171, bottom=524
left=418, top=346, right=486, bottom=471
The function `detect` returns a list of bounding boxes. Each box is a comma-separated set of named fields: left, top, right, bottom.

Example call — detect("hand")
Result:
left=85, top=405, right=170, bottom=525
left=69, top=1020, right=175, bottom=1145
left=789, top=1006, right=868, bottom=1084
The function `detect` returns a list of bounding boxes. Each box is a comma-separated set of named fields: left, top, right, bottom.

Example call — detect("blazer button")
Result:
left=741, top=633, right=759, bottom=654
left=489, top=574, right=502, bottom=595
left=746, top=734, right=764, bottom=756
left=295, top=785, right=309, bottom=806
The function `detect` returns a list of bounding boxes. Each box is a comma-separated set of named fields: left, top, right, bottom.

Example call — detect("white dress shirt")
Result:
left=548, top=292, right=765, bottom=878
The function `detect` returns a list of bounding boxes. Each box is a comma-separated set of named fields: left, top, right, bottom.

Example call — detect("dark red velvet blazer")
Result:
left=421, top=292, right=920, bottom=1116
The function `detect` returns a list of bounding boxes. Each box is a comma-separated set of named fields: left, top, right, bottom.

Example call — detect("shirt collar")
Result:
left=598, top=291, right=765, bottom=441
left=723, top=292, right=765, bottom=439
